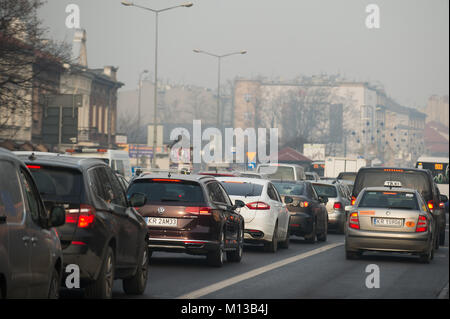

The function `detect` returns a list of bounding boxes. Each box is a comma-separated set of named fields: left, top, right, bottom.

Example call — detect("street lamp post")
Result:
left=136, top=69, right=148, bottom=166
left=193, top=49, right=247, bottom=129
left=121, top=1, right=193, bottom=168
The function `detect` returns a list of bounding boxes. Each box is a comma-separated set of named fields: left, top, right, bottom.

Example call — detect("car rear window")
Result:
left=273, top=182, right=305, bottom=196
left=258, top=166, right=295, bottom=180
left=353, top=169, right=431, bottom=201
left=220, top=181, right=263, bottom=196
left=127, top=179, right=205, bottom=204
left=337, top=172, right=357, bottom=182
left=27, top=166, right=83, bottom=204
left=359, top=191, right=419, bottom=210
left=312, top=184, right=338, bottom=198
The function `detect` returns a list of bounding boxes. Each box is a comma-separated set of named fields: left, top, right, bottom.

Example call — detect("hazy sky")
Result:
left=39, top=0, right=449, bottom=108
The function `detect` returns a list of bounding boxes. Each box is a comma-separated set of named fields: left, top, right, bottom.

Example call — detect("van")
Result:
left=67, top=148, right=132, bottom=181
left=257, top=163, right=306, bottom=181
left=352, top=167, right=448, bottom=247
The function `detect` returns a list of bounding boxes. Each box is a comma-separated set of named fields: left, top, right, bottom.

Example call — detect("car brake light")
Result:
left=246, top=202, right=271, bottom=210
left=416, top=215, right=428, bottom=232
left=299, top=201, right=309, bottom=208
left=427, top=200, right=434, bottom=210
left=151, top=179, right=181, bottom=182
left=26, top=165, right=41, bottom=169
left=349, top=212, right=360, bottom=229
left=351, top=196, right=356, bottom=205
left=439, top=202, right=445, bottom=209
left=65, top=204, right=95, bottom=228
left=185, top=207, right=212, bottom=215
left=333, top=202, right=343, bottom=210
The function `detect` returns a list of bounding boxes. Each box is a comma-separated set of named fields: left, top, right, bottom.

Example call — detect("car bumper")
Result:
left=328, top=210, right=345, bottom=226
left=346, top=228, right=431, bottom=253
left=288, top=212, right=313, bottom=236
left=147, top=238, right=220, bottom=255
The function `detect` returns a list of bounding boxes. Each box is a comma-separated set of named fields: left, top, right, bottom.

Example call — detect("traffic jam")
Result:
left=0, top=0, right=449, bottom=307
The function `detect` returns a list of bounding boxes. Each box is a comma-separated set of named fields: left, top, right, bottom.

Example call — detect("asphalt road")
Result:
left=108, top=219, right=449, bottom=299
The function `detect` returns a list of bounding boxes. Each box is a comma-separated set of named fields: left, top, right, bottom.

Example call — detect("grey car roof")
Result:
left=362, top=187, right=419, bottom=193
left=134, top=172, right=215, bottom=183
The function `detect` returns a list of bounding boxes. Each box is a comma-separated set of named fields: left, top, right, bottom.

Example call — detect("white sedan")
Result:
left=217, top=177, right=292, bottom=252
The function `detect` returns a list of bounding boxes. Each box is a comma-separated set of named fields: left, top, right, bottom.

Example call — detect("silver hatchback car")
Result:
left=345, top=187, right=435, bottom=263
left=312, top=181, right=351, bottom=234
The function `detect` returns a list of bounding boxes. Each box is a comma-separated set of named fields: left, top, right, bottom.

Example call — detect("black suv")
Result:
left=127, top=173, right=245, bottom=267
left=352, top=167, right=448, bottom=248
left=18, top=153, right=149, bottom=299
left=1, top=148, right=65, bottom=299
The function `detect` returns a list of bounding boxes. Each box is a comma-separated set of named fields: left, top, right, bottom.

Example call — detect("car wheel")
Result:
left=439, top=228, right=446, bottom=246
left=227, top=224, right=244, bottom=262
left=207, top=231, right=225, bottom=267
left=345, top=250, right=362, bottom=260
left=317, top=219, right=328, bottom=242
left=304, top=219, right=316, bottom=243
left=85, top=246, right=115, bottom=299
left=123, top=244, right=149, bottom=295
left=434, top=231, right=440, bottom=250
left=48, top=268, right=60, bottom=299
left=419, top=245, right=432, bottom=264
left=279, top=229, right=290, bottom=249
left=265, top=222, right=278, bottom=253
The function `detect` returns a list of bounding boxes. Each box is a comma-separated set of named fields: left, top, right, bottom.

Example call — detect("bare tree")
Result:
left=0, top=0, right=71, bottom=137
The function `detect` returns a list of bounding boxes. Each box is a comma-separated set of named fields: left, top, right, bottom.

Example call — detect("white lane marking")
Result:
left=177, top=242, right=343, bottom=299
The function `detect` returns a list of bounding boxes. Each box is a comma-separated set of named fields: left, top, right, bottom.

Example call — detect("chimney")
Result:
left=103, top=66, right=118, bottom=81
left=73, top=29, right=88, bottom=67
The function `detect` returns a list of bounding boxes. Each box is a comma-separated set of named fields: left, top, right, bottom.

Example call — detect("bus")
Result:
left=416, top=156, right=449, bottom=197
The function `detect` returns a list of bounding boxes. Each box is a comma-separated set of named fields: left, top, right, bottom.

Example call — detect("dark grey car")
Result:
left=0, top=148, right=65, bottom=299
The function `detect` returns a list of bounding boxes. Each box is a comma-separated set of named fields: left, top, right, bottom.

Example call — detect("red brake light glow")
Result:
left=416, top=215, right=428, bottom=232
left=65, top=204, right=95, bottom=228
left=26, top=165, right=41, bottom=169
left=246, top=202, right=271, bottom=210
left=427, top=200, right=434, bottom=210
left=333, top=202, right=343, bottom=210
left=351, top=196, right=356, bottom=205
left=185, top=207, right=212, bottom=215
left=152, top=179, right=181, bottom=182
left=349, top=212, right=360, bottom=229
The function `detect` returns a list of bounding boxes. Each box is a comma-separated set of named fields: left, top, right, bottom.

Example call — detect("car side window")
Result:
left=0, top=161, right=24, bottom=223
left=267, top=183, right=281, bottom=202
left=104, top=167, right=128, bottom=207
left=89, top=167, right=114, bottom=204
left=217, top=183, right=233, bottom=206
left=207, top=182, right=227, bottom=205
left=20, top=169, right=47, bottom=226
left=309, top=184, right=319, bottom=201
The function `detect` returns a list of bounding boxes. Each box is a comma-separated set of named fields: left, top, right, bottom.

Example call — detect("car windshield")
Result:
left=220, top=181, right=263, bottom=196
left=28, top=166, right=83, bottom=204
left=272, top=182, right=305, bottom=196
left=258, top=166, right=295, bottom=180
left=127, top=180, right=205, bottom=204
left=312, top=184, right=338, bottom=198
left=359, top=191, right=419, bottom=210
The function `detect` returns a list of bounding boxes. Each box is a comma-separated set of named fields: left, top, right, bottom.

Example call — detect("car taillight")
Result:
left=427, top=200, right=434, bottom=210
left=65, top=204, right=95, bottom=228
left=351, top=196, right=356, bottom=205
left=185, top=207, right=212, bottom=215
left=416, top=215, right=428, bottom=232
left=439, top=202, right=445, bottom=209
left=299, top=201, right=309, bottom=208
left=349, top=212, right=360, bottom=230
left=333, top=202, right=343, bottom=210
left=246, top=202, right=271, bottom=210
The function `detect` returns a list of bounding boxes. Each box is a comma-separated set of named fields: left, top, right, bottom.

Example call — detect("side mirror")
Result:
left=319, top=196, right=328, bottom=204
left=284, top=196, right=293, bottom=204
left=345, top=205, right=354, bottom=211
left=129, top=193, right=147, bottom=208
left=440, top=194, right=448, bottom=203
left=49, top=206, right=65, bottom=228
left=232, top=199, right=246, bottom=210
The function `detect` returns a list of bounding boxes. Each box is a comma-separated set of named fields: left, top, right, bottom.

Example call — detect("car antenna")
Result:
left=168, top=171, right=172, bottom=178
left=28, top=152, right=36, bottom=161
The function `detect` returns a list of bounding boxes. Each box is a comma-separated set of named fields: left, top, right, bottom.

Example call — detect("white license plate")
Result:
left=373, top=218, right=403, bottom=227
left=147, top=217, right=178, bottom=227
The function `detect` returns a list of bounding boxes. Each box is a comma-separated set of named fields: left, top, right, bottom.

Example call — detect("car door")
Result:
left=19, top=167, right=53, bottom=298
left=217, top=182, right=240, bottom=242
left=308, top=183, right=326, bottom=233
left=271, top=183, right=289, bottom=238
left=267, top=183, right=285, bottom=237
left=0, top=160, right=30, bottom=298
left=104, top=166, right=142, bottom=267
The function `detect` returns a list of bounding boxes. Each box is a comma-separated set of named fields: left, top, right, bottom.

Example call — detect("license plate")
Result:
left=147, top=217, right=177, bottom=227
left=373, top=218, right=403, bottom=227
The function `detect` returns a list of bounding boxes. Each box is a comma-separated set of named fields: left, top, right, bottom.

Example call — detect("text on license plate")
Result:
left=147, top=217, right=177, bottom=227
left=373, top=218, right=403, bottom=227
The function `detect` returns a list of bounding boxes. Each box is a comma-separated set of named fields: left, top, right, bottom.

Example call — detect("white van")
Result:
left=67, top=148, right=132, bottom=181
left=257, top=163, right=306, bottom=181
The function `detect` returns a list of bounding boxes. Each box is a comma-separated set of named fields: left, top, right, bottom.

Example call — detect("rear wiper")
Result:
left=388, top=206, right=414, bottom=210
left=160, top=198, right=181, bottom=202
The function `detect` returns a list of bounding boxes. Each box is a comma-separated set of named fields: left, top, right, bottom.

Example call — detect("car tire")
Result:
left=123, top=244, right=149, bottom=295
left=265, top=222, right=278, bottom=253
left=227, top=224, right=244, bottom=262
left=345, top=250, right=361, bottom=260
left=207, top=231, right=225, bottom=267
left=304, top=219, right=316, bottom=243
left=85, top=246, right=115, bottom=299
left=317, top=219, right=328, bottom=242
left=434, top=230, right=440, bottom=250
left=279, top=229, right=290, bottom=249
left=439, top=228, right=445, bottom=246
left=419, top=245, right=432, bottom=264
left=48, top=268, right=60, bottom=299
